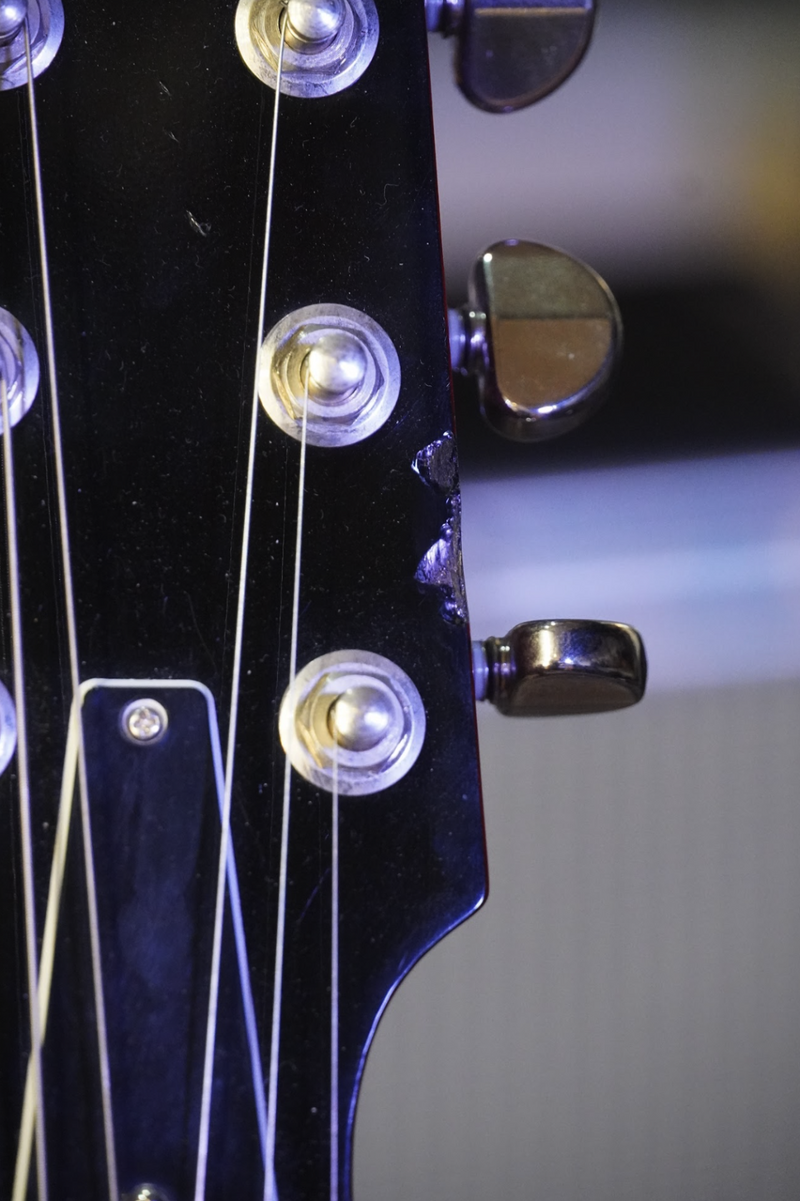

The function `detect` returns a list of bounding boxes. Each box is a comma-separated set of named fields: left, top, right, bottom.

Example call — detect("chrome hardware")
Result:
left=0, top=308, right=40, bottom=434
left=427, top=0, right=595, bottom=113
left=259, top=303, right=400, bottom=447
left=0, top=679, right=17, bottom=776
left=120, top=699, right=169, bottom=745
left=122, top=1185, right=171, bottom=1201
left=0, top=0, right=63, bottom=91
left=473, top=620, right=646, bottom=717
left=279, top=650, right=426, bottom=795
left=0, top=1, right=26, bottom=42
left=450, top=240, right=622, bottom=442
left=285, top=0, right=345, bottom=46
left=235, top=0, right=379, bottom=98
left=305, top=330, right=369, bottom=400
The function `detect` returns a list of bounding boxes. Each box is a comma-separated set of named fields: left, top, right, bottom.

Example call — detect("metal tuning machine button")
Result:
left=449, top=239, right=622, bottom=442
left=426, top=0, right=595, bottom=113
left=473, top=620, right=646, bottom=717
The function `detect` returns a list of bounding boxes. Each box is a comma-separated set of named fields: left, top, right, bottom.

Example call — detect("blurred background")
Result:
left=355, top=2, right=800, bottom=1198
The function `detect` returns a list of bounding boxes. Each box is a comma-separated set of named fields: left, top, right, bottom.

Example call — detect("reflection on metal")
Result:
left=474, top=619, right=646, bottom=716
left=451, top=240, right=622, bottom=442
left=235, top=0, right=378, bottom=98
left=0, top=0, right=63, bottom=90
left=427, top=0, right=595, bottom=113
left=279, top=650, right=426, bottom=794
left=0, top=679, right=17, bottom=776
left=285, top=0, right=345, bottom=46
left=0, top=2, right=27, bottom=42
left=122, top=1187, right=172, bottom=1201
left=259, top=303, right=400, bottom=446
left=413, top=434, right=468, bottom=623
left=0, top=309, right=39, bottom=434
left=120, top=699, right=170, bottom=746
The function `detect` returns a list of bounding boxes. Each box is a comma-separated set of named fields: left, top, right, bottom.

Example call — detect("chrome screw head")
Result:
left=121, top=699, right=169, bottom=745
left=123, top=1187, right=171, bottom=1201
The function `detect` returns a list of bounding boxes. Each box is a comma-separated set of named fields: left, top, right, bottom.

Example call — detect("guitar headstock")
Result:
left=0, top=3, right=643, bottom=1199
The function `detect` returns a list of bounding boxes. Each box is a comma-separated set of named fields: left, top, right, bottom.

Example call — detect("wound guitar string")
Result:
left=12, top=6, right=341, bottom=1198
left=1, top=371, right=49, bottom=1201
left=12, top=19, right=121, bottom=1201
left=330, top=736, right=340, bottom=1201
left=193, top=7, right=290, bottom=1201
left=265, top=358, right=310, bottom=1201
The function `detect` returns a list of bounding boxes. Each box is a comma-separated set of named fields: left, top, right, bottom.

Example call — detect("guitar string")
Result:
left=13, top=698, right=79, bottom=1201
left=330, top=738, right=340, bottom=1201
left=264, top=355, right=310, bottom=1201
left=192, top=10, right=289, bottom=1200
left=14, top=675, right=272, bottom=1201
left=1, top=377, right=49, bottom=1201
left=24, top=23, right=120, bottom=1201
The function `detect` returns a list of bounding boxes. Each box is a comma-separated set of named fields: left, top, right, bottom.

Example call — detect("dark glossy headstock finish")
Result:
left=0, top=2, right=485, bottom=1197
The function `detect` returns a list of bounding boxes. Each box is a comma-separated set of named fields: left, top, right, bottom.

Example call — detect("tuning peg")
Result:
left=473, top=620, right=646, bottom=717
left=449, top=240, right=622, bottom=442
left=426, top=0, right=595, bottom=113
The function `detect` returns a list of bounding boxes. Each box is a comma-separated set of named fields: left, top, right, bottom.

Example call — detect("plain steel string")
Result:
left=264, top=343, right=310, bottom=1201
left=192, top=12, right=289, bottom=1201
left=13, top=697, right=80, bottom=1201
left=330, top=736, right=340, bottom=1201
left=24, top=24, right=120, bottom=1201
left=1, top=376, right=49, bottom=1201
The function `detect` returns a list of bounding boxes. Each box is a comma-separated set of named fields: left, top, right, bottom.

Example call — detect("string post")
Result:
left=328, top=684, right=395, bottom=753
left=259, top=303, right=400, bottom=447
left=0, top=0, right=63, bottom=90
left=235, top=0, right=378, bottom=98
left=285, top=0, right=345, bottom=49
left=305, top=330, right=368, bottom=401
left=0, top=0, right=27, bottom=43
left=0, top=308, right=40, bottom=434
left=0, top=679, right=17, bottom=775
left=279, top=650, right=426, bottom=796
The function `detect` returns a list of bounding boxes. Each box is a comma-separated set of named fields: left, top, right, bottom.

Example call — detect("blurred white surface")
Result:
left=462, top=450, right=800, bottom=690
left=356, top=679, right=800, bottom=1201
left=431, top=4, right=800, bottom=287
left=354, top=457, right=800, bottom=1199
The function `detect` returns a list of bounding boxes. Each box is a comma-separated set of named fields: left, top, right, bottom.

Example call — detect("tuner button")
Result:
left=427, top=0, right=595, bottom=113
left=450, top=240, right=622, bottom=442
left=473, top=620, right=646, bottom=717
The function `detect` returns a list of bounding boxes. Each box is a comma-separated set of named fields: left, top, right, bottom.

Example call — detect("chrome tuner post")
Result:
left=426, top=0, right=595, bottom=113
left=0, top=0, right=63, bottom=91
left=236, top=0, right=379, bottom=98
left=473, top=620, right=646, bottom=718
left=449, top=240, right=622, bottom=442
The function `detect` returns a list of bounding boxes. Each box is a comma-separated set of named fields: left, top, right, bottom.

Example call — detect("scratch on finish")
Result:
left=186, top=210, right=211, bottom=237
